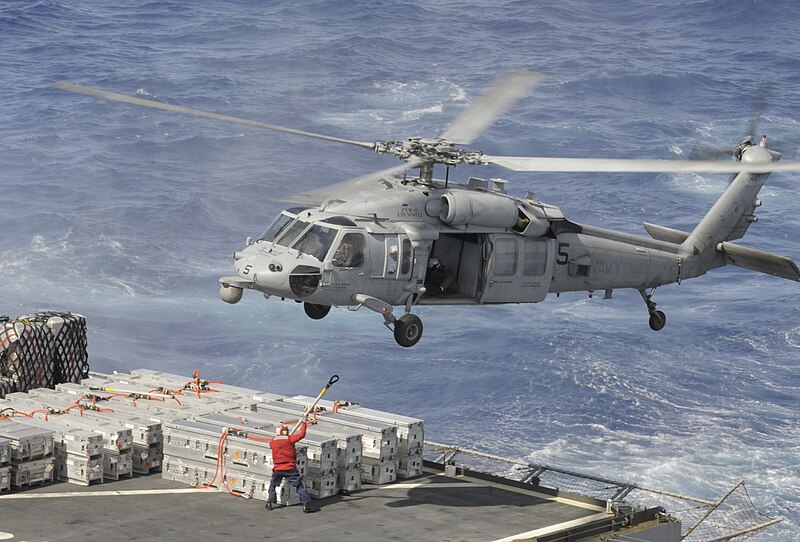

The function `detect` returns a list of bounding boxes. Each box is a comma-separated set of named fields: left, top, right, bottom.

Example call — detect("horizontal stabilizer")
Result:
left=643, top=222, right=690, bottom=244
left=717, top=242, right=800, bottom=281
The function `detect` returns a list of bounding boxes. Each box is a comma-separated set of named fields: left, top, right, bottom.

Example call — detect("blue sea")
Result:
left=1, top=0, right=798, bottom=538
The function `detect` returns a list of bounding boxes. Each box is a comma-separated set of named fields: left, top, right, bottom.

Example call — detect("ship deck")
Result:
left=0, top=465, right=609, bottom=542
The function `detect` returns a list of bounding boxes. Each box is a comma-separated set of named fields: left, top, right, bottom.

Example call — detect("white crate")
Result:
left=338, top=464, right=363, bottom=493
left=361, top=457, right=396, bottom=485
left=56, top=452, right=104, bottom=486
left=10, top=457, right=54, bottom=487
left=0, top=437, right=10, bottom=465
left=225, top=407, right=362, bottom=472
left=306, top=466, right=338, bottom=499
left=162, top=454, right=216, bottom=487
left=0, top=466, right=10, bottom=492
left=285, top=395, right=424, bottom=454
left=200, top=412, right=338, bottom=475
left=0, top=419, right=54, bottom=462
left=102, top=450, right=133, bottom=480
left=5, top=391, right=134, bottom=453
left=397, top=448, right=423, bottom=479
left=0, top=413, right=104, bottom=459
left=258, top=401, right=397, bottom=462
left=131, top=443, right=161, bottom=474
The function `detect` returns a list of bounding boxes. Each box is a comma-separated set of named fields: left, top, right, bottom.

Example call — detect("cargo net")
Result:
left=0, top=312, right=89, bottom=398
left=424, top=442, right=781, bottom=541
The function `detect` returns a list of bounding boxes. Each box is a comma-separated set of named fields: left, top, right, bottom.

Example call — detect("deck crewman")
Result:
left=266, top=416, right=318, bottom=513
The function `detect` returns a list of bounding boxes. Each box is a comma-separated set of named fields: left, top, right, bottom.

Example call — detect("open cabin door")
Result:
left=479, top=235, right=553, bottom=303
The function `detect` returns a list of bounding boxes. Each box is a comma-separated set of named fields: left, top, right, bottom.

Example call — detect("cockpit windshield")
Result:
left=275, top=219, right=311, bottom=248
left=259, top=213, right=295, bottom=242
left=293, top=223, right=337, bottom=261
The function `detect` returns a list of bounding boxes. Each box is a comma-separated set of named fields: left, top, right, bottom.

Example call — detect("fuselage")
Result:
left=220, top=177, right=692, bottom=309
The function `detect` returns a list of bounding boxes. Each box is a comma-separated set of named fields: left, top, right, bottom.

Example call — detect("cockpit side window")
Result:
left=276, top=220, right=311, bottom=248
left=293, top=224, right=337, bottom=261
left=332, top=232, right=366, bottom=268
left=260, top=213, right=295, bottom=242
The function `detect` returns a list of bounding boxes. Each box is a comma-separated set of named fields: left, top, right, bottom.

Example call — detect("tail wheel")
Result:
left=304, top=303, right=331, bottom=320
left=648, top=310, right=666, bottom=331
left=394, top=314, right=423, bottom=347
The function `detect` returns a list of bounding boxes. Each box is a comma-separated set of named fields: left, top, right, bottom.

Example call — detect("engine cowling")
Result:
left=439, top=191, right=518, bottom=228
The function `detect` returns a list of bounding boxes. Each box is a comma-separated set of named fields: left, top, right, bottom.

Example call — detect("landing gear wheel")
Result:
left=394, top=314, right=423, bottom=347
left=304, top=303, right=331, bottom=320
left=648, top=310, right=666, bottom=331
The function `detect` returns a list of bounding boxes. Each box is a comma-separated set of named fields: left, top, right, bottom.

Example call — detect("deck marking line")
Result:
left=0, top=488, right=206, bottom=500
left=490, top=511, right=611, bottom=542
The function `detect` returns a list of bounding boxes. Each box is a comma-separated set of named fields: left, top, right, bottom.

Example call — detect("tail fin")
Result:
left=641, top=138, right=800, bottom=281
left=643, top=222, right=800, bottom=281
left=681, top=138, right=780, bottom=257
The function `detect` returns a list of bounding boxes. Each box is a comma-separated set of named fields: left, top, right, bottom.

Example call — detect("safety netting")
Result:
left=0, top=311, right=89, bottom=398
left=424, top=442, right=781, bottom=541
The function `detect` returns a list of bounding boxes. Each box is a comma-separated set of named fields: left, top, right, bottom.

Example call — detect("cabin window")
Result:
left=332, top=232, right=366, bottom=268
left=523, top=239, right=547, bottom=276
left=386, top=237, right=399, bottom=276
left=494, top=238, right=517, bottom=277
left=400, top=239, right=413, bottom=275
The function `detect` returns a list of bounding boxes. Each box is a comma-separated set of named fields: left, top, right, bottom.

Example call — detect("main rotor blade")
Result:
left=284, top=157, right=425, bottom=206
left=482, top=155, right=800, bottom=173
left=54, top=81, right=376, bottom=150
left=439, top=72, right=546, bottom=145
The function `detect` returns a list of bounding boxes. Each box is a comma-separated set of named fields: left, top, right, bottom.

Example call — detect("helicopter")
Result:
left=56, top=73, right=800, bottom=347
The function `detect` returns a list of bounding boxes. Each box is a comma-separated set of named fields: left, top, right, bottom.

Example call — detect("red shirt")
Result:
left=269, top=422, right=307, bottom=471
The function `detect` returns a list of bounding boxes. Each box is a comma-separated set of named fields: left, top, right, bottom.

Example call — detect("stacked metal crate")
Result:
left=87, top=370, right=310, bottom=505
left=0, top=367, right=426, bottom=500
left=198, top=410, right=340, bottom=499
left=1, top=390, right=133, bottom=480
left=256, top=400, right=399, bottom=485
left=0, top=411, right=103, bottom=486
left=0, top=436, right=11, bottom=492
left=0, top=420, right=55, bottom=488
left=224, top=407, right=364, bottom=493
left=54, top=382, right=164, bottom=474
left=285, top=396, right=424, bottom=479
left=161, top=417, right=308, bottom=504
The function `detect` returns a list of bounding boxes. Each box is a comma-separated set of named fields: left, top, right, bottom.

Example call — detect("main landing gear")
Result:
left=393, top=314, right=423, bottom=348
left=639, top=289, right=666, bottom=331
left=350, top=293, right=424, bottom=347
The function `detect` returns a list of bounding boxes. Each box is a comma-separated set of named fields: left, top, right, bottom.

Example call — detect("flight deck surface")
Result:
left=0, top=466, right=606, bottom=542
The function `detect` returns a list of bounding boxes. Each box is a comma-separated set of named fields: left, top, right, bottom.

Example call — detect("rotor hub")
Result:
left=374, top=138, right=484, bottom=167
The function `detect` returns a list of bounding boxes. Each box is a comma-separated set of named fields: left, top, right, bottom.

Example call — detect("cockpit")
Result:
left=259, top=208, right=366, bottom=267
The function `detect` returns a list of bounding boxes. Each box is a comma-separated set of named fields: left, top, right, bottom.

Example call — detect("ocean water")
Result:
left=1, top=0, right=799, bottom=538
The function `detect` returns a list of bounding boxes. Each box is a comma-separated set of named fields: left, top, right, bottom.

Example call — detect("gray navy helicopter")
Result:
left=57, top=73, right=800, bottom=347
